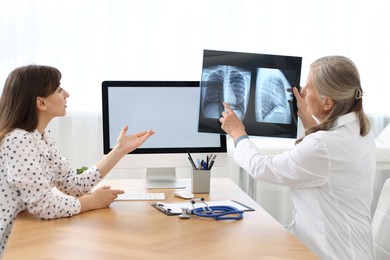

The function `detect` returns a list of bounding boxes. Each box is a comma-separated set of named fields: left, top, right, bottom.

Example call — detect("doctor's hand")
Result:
left=219, top=102, right=248, bottom=142
left=114, top=126, right=155, bottom=156
left=79, top=186, right=124, bottom=213
left=292, top=87, right=317, bottom=129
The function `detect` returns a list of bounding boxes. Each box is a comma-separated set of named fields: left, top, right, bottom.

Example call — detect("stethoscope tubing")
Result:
left=192, top=205, right=244, bottom=220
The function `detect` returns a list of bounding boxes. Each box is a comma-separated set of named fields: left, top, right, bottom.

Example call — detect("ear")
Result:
left=36, top=97, right=47, bottom=111
left=323, top=97, right=334, bottom=111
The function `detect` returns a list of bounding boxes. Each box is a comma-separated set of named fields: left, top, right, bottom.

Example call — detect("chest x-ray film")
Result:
left=198, top=49, right=302, bottom=138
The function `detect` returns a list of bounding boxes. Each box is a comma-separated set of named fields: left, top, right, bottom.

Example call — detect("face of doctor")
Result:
left=301, top=71, right=333, bottom=123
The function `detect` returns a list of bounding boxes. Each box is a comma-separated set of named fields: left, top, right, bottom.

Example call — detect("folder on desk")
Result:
left=152, top=200, right=255, bottom=216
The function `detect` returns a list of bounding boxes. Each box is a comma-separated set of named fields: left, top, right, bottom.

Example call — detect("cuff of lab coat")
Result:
left=235, top=135, right=249, bottom=147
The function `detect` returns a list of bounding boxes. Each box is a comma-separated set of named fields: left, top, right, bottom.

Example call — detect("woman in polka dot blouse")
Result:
left=0, top=65, right=154, bottom=257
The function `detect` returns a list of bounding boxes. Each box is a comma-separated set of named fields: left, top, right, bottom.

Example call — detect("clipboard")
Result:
left=151, top=200, right=255, bottom=216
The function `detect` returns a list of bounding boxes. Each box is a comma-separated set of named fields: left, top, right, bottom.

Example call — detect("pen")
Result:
left=201, top=160, right=208, bottom=170
left=187, top=150, right=196, bottom=169
left=208, top=154, right=217, bottom=170
left=188, top=156, right=196, bottom=169
left=208, top=154, right=213, bottom=169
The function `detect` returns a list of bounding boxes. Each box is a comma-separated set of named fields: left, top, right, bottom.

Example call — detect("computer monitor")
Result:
left=199, top=49, right=302, bottom=138
left=102, top=81, right=227, bottom=189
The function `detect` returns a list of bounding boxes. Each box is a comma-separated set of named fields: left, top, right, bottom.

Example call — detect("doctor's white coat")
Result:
left=234, top=112, right=376, bottom=260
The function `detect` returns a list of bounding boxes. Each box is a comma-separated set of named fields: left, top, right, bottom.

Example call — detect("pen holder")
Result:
left=191, top=170, right=211, bottom=194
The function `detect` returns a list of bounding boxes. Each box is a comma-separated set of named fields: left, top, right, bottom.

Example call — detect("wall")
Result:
left=49, top=112, right=390, bottom=225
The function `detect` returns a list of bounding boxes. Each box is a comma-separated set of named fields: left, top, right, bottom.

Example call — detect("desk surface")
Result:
left=4, top=178, right=318, bottom=260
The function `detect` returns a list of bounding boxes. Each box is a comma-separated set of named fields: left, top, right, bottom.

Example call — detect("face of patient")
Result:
left=39, top=86, right=70, bottom=119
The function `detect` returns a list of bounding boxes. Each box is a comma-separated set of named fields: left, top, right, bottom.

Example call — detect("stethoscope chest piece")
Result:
left=179, top=207, right=191, bottom=219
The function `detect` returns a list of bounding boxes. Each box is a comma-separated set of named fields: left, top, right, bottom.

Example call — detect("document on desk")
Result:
left=152, top=200, right=254, bottom=216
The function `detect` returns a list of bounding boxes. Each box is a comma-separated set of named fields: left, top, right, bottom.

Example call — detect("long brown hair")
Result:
left=296, top=56, right=370, bottom=144
left=0, top=65, right=61, bottom=140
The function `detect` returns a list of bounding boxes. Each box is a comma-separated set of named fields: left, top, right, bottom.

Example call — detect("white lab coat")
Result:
left=234, top=112, right=376, bottom=260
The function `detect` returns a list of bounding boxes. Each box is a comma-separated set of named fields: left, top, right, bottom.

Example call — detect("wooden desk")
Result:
left=3, top=178, right=318, bottom=260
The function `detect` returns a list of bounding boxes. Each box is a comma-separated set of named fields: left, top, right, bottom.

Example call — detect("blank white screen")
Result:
left=107, top=86, right=221, bottom=149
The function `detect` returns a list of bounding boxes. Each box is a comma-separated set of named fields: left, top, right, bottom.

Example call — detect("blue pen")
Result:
left=201, top=160, right=208, bottom=170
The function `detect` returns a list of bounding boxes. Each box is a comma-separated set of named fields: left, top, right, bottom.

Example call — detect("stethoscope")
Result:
left=179, top=198, right=244, bottom=220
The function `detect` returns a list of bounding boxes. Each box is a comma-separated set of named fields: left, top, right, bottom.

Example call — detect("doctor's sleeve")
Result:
left=233, top=137, right=329, bottom=189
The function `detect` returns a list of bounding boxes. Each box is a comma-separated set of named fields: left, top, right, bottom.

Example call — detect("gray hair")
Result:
left=297, top=56, right=370, bottom=144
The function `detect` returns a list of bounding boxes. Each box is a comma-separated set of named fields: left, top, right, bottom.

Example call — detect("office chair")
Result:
left=372, top=178, right=390, bottom=259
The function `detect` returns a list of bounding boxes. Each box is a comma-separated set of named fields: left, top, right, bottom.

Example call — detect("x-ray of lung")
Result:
left=201, top=65, right=251, bottom=120
left=255, top=68, right=292, bottom=124
left=198, top=49, right=302, bottom=139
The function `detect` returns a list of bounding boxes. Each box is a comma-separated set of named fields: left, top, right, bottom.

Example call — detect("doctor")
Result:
left=220, top=56, right=376, bottom=259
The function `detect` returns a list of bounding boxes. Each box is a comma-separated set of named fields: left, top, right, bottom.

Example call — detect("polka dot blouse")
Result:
left=0, top=128, right=102, bottom=257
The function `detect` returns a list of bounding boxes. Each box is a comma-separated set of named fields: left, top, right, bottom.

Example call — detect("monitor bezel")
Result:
left=102, top=80, right=227, bottom=155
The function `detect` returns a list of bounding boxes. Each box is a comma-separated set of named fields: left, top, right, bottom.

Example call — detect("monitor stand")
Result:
left=145, top=168, right=186, bottom=189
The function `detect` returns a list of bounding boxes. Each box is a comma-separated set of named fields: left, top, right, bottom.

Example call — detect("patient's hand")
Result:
left=79, top=186, right=124, bottom=213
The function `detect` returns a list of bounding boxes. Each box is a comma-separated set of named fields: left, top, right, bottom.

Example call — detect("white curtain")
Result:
left=1, top=0, right=389, bottom=224
left=1, top=0, right=390, bottom=116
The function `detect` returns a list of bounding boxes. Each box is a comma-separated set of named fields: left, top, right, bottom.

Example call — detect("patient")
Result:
left=0, top=65, right=154, bottom=257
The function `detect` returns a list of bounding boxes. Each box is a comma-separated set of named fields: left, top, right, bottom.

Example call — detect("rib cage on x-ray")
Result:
left=201, top=65, right=250, bottom=120
left=255, top=68, right=292, bottom=124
